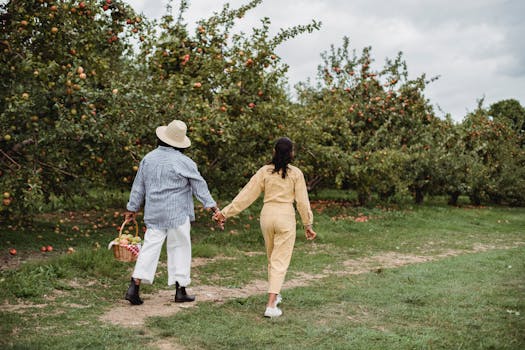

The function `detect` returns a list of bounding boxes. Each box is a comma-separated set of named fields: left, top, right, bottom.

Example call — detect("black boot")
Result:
left=175, top=281, right=195, bottom=303
left=125, top=277, right=143, bottom=305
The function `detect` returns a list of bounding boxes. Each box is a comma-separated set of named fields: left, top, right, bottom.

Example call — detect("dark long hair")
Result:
left=271, top=137, right=294, bottom=179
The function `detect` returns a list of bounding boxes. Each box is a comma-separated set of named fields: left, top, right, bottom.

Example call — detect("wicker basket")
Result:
left=112, top=219, right=140, bottom=262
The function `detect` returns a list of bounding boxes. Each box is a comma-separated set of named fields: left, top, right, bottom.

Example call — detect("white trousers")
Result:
left=132, top=217, right=192, bottom=286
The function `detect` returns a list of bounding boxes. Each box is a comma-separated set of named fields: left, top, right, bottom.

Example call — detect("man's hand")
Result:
left=124, top=211, right=137, bottom=222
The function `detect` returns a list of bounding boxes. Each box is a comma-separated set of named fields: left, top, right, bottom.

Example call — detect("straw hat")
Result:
left=155, top=120, right=191, bottom=148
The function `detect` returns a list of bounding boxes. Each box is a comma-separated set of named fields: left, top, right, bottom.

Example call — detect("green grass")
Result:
left=149, top=247, right=525, bottom=350
left=0, top=195, right=524, bottom=349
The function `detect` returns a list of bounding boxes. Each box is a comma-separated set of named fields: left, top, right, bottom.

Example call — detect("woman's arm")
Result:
left=294, top=168, right=316, bottom=240
left=294, top=169, right=314, bottom=227
left=220, top=167, right=265, bottom=219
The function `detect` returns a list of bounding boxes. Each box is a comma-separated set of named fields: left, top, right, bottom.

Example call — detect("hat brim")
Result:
left=155, top=126, right=191, bottom=148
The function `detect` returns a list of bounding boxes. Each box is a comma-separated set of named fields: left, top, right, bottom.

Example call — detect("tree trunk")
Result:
left=414, top=188, right=424, bottom=204
left=357, top=191, right=370, bottom=206
left=448, top=191, right=460, bottom=206
left=469, top=192, right=482, bottom=206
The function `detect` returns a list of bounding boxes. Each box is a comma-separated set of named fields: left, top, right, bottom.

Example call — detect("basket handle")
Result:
left=119, top=218, right=139, bottom=238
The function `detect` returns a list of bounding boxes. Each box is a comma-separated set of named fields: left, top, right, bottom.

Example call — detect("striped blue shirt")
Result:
left=126, top=146, right=217, bottom=229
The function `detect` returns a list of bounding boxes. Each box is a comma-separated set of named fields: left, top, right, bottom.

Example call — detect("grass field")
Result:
left=1, top=195, right=524, bottom=349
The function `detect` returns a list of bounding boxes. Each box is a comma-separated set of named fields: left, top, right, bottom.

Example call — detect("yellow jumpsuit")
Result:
left=220, top=164, right=313, bottom=294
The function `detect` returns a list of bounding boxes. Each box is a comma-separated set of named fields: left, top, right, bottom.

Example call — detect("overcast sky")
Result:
left=125, top=0, right=524, bottom=122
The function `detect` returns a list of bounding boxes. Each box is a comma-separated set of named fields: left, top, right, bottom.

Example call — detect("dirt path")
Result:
left=100, top=242, right=524, bottom=330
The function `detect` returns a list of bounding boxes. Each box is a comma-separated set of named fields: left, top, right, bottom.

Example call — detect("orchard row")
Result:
left=1, top=0, right=524, bottom=218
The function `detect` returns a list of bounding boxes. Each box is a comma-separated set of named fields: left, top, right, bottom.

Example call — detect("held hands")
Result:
left=305, top=225, right=316, bottom=240
left=211, top=207, right=226, bottom=230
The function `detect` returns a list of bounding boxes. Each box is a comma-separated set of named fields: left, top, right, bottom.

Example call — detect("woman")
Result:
left=213, top=137, right=316, bottom=318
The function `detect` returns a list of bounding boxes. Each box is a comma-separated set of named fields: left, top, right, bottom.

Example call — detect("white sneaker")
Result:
left=264, top=306, right=282, bottom=318
left=275, top=294, right=282, bottom=306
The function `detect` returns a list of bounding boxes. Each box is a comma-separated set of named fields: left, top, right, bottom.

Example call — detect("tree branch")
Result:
left=0, top=148, right=22, bottom=169
left=37, top=160, right=78, bottom=178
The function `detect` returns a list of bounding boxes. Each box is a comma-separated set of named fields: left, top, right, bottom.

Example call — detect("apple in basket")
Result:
left=113, top=234, right=141, bottom=246
left=130, top=236, right=142, bottom=244
left=112, top=237, right=127, bottom=245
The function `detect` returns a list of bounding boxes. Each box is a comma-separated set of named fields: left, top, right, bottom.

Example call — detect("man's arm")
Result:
left=181, top=159, right=217, bottom=210
left=126, top=160, right=146, bottom=213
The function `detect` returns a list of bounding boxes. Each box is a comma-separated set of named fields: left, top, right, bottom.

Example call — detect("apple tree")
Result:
left=461, top=101, right=525, bottom=205
left=293, top=37, right=439, bottom=205
left=489, top=99, right=525, bottom=134
left=0, top=0, right=147, bottom=216
left=125, top=0, right=320, bottom=195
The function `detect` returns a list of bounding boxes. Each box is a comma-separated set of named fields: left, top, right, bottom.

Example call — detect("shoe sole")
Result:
left=174, top=298, right=196, bottom=303
left=125, top=295, right=143, bottom=305
left=264, top=306, right=282, bottom=318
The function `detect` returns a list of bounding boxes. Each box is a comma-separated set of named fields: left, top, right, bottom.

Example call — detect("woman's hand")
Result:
left=305, top=225, right=316, bottom=240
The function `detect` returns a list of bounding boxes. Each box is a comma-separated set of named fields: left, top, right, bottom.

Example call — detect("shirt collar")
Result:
left=158, top=146, right=179, bottom=152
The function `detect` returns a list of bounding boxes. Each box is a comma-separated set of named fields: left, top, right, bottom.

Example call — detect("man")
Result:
left=124, top=119, right=220, bottom=305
